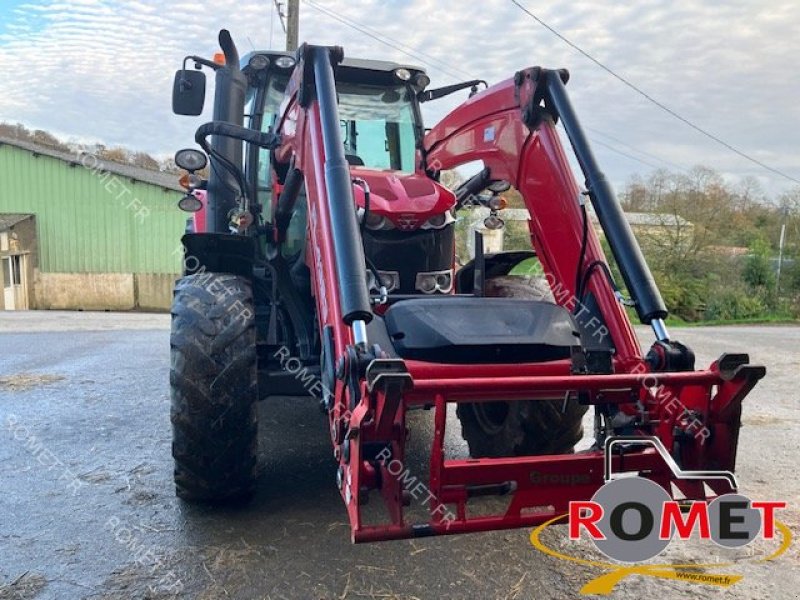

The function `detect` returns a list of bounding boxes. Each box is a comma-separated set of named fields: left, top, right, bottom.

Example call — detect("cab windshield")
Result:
left=251, top=76, right=419, bottom=208
left=248, top=74, right=420, bottom=256
left=337, top=83, right=417, bottom=172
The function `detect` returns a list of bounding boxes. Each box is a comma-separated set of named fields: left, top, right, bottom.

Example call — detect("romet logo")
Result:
left=529, top=437, right=792, bottom=595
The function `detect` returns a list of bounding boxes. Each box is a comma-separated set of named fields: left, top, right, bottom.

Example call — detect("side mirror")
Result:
left=172, top=69, right=206, bottom=116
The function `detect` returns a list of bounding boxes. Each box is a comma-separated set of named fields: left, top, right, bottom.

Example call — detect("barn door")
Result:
left=2, top=255, right=26, bottom=310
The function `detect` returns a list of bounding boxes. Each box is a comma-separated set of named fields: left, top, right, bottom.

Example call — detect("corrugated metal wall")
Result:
left=0, top=144, right=186, bottom=274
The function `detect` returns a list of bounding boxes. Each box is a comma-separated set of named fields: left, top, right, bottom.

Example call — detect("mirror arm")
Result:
left=183, top=55, right=222, bottom=71
left=176, top=56, right=218, bottom=97
left=454, top=167, right=491, bottom=207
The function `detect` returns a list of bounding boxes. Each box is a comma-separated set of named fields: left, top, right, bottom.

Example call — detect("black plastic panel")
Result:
left=383, top=297, right=580, bottom=364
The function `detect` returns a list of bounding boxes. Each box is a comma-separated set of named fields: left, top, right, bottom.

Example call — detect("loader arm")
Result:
left=425, top=68, right=660, bottom=364
left=275, top=45, right=373, bottom=349
left=276, top=49, right=764, bottom=543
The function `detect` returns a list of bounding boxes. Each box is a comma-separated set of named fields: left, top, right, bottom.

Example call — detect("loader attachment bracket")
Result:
left=366, top=359, right=413, bottom=439
left=515, top=67, right=569, bottom=129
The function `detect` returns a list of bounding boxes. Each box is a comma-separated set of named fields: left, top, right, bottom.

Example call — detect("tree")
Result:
left=32, top=129, right=67, bottom=150
left=743, top=237, right=775, bottom=290
left=97, top=146, right=131, bottom=165
left=616, top=165, right=798, bottom=320
left=131, top=151, right=160, bottom=170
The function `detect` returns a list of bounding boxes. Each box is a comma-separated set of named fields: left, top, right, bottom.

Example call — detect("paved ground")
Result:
left=0, top=311, right=798, bottom=599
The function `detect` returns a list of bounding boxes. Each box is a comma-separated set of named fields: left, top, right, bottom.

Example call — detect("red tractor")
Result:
left=169, top=30, right=764, bottom=542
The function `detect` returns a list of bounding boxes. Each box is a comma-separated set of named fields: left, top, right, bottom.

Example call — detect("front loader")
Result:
left=169, top=30, right=764, bottom=542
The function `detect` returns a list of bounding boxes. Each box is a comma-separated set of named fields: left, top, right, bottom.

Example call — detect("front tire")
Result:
left=170, top=272, right=258, bottom=502
left=457, top=274, right=587, bottom=457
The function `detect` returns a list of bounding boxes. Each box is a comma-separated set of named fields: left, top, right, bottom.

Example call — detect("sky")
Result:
left=1, top=0, right=799, bottom=198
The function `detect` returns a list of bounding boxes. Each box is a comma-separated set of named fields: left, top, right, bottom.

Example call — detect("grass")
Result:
left=632, top=306, right=797, bottom=327
left=666, top=314, right=798, bottom=327
left=508, top=257, right=544, bottom=276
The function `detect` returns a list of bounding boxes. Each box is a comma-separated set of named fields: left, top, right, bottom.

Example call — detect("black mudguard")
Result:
left=180, top=233, right=256, bottom=277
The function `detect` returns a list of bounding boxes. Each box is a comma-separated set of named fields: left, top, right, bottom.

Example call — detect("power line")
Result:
left=302, top=0, right=471, bottom=81
left=509, top=0, right=800, bottom=185
left=306, top=0, right=475, bottom=81
left=590, top=139, right=663, bottom=171
left=586, top=126, right=687, bottom=172
left=302, top=0, right=697, bottom=178
left=301, top=0, right=467, bottom=83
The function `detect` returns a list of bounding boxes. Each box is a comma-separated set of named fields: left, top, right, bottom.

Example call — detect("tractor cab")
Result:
left=173, top=48, right=460, bottom=297
left=242, top=51, right=428, bottom=205
left=241, top=52, right=458, bottom=296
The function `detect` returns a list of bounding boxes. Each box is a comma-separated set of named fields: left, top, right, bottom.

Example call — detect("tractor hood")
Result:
left=350, top=168, right=456, bottom=232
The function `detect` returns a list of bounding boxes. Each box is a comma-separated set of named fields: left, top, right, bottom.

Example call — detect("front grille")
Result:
left=362, top=225, right=454, bottom=294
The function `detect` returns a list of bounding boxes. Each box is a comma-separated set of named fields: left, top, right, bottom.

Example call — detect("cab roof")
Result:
left=241, top=50, right=425, bottom=77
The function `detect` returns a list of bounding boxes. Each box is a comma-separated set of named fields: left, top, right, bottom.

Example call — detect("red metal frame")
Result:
left=276, top=61, right=764, bottom=542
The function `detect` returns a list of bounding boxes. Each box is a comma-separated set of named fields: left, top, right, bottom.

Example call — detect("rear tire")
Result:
left=457, top=274, right=587, bottom=457
left=170, top=272, right=258, bottom=502
left=457, top=399, right=586, bottom=457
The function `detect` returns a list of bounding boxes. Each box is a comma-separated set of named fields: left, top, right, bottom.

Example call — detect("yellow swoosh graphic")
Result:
left=529, top=515, right=792, bottom=596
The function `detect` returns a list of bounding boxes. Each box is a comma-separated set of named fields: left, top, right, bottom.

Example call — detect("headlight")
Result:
left=275, top=55, right=296, bottom=69
left=367, top=270, right=400, bottom=293
left=178, top=193, right=203, bottom=212
left=420, top=211, right=456, bottom=230
left=483, top=215, right=505, bottom=230
left=414, top=73, right=431, bottom=89
left=394, top=68, right=412, bottom=81
left=363, top=212, right=395, bottom=231
left=415, top=269, right=453, bottom=294
left=174, top=148, right=207, bottom=172
left=248, top=54, right=270, bottom=70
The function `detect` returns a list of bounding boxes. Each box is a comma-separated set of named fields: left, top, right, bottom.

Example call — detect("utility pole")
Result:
left=776, top=207, right=788, bottom=294
left=286, top=0, right=299, bottom=52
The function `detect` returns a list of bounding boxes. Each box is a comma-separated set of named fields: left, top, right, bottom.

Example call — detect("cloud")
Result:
left=0, top=0, right=798, bottom=196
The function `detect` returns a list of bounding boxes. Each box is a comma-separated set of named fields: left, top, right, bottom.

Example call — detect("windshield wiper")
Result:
left=418, top=79, right=487, bottom=103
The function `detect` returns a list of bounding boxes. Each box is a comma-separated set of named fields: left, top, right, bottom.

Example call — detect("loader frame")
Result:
left=172, top=32, right=764, bottom=543
left=270, top=47, right=764, bottom=542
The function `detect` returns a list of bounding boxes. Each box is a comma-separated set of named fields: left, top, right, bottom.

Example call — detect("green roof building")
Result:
left=0, top=136, right=187, bottom=311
